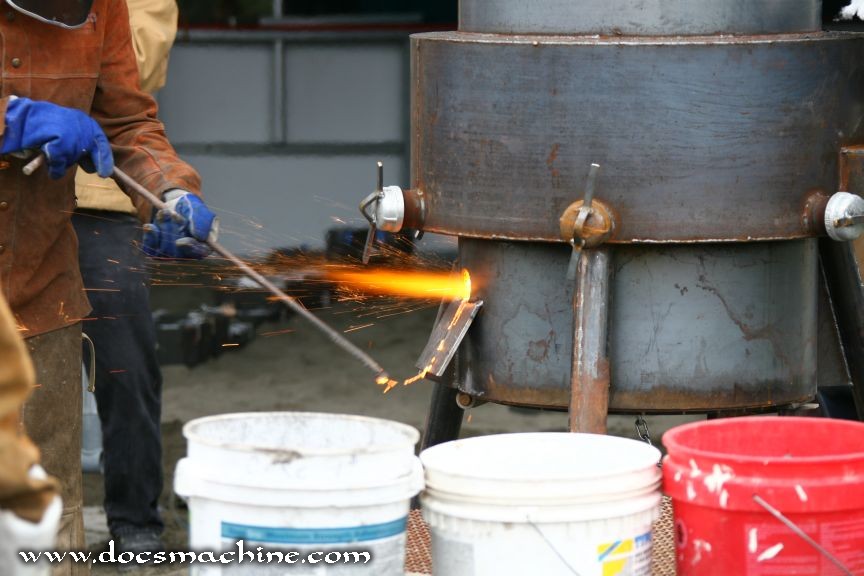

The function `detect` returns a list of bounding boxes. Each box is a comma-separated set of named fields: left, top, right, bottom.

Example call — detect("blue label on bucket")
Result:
left=221, top=517, right=408, bottom=545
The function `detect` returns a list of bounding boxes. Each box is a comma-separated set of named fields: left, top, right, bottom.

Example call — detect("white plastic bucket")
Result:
left=174, top=412, right=423, bottom=575
left=420, top=433, right=662, bottom=576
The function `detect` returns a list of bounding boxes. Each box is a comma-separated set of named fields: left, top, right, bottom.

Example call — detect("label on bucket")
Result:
left=431, top=527, right=652, bottom=576
left=214, top=518, right=407, bottom=575
left=597, top=532, right=652, bottom=576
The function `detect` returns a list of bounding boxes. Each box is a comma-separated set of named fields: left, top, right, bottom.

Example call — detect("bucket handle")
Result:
left=528, top=521, right=583, bottom=576
left=752, top=494, right=853, bottom=576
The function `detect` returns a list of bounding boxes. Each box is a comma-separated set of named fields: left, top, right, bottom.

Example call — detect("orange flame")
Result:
left=327, top=268, right=471, bottom=301
left=345, top=268, right=475, bottom=393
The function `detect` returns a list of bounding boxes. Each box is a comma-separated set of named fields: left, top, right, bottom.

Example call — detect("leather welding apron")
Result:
left=22, top=323, right=87, bottom=576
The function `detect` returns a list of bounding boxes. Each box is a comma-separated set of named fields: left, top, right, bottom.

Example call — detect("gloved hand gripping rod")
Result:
left=24, top=156, right=390, bottom=381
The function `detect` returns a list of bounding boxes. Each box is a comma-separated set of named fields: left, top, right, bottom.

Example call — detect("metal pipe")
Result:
left=421, top=382, right=464, bottom=450
left=568, top=247, right=612, bottom=433
left=23, top=156, right=389, bottom=380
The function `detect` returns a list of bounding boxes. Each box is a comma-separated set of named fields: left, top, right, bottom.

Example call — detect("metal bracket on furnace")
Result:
left=415, top=298, right=484, bottom=379
left=559, top=163, right=615, bottom=280
left=359, top=161, right=426, bottom=264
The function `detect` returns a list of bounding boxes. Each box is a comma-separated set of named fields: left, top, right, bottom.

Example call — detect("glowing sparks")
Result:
left=403, top=368, right=430, bottom=387
left=376, top=374, right=399, bottom=393
left=260, top=328, right=295, bottom=337
left=383, top=297, right=473, bottom=392
left=327, top=268, right=471, bottom=301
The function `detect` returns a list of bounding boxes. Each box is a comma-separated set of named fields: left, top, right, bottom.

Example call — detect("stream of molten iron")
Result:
left=325, top=268, right=472, bottom=393
left=326, top=268, right=471, bottom=302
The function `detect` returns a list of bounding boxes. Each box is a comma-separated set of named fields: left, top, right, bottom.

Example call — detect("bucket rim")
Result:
left=175, top=457, right=424, bottom=505
left=176, top=456, right=424, bottom=492
left=182, top=411, right=420, bottom=457
left=420, top=432, right=662, bottom=483
left=421, top=489, right=662, bottom=524
left=662, top=415, right=864, bottom=465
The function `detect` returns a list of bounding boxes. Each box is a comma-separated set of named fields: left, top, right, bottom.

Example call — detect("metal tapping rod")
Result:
left=24, top=156, right=390, bottom=381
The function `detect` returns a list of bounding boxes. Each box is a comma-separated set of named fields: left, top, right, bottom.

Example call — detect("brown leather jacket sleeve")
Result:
left=0, top=294, right=58, bottom=523
left=90, top=0, right=201, bottom=220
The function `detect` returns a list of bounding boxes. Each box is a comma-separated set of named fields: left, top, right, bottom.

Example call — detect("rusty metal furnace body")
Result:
left=358, top=0, right=864, bottom=441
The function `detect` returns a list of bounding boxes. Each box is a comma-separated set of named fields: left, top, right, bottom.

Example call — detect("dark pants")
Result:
left=72, top=210, right=163, bottom=536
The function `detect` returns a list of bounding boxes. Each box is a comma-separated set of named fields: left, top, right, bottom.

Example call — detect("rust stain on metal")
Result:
left=801, top=189, right=829, bottom=236
left=402, top=188, right=426, bottom=229
left=559, top=198, right=616, bottom=244
left=527, top=332, right=553, bottom=362
left=546, top=143, right=559, bottom=167
left=695, top=277, right=793, bottom=371
left=470, top=378, right=564, bottom=409
left=461, top=381, right=815, bottom=413
left=546, top=143, right=561, bottom=184
left=569, top=358, right=610, bottom=433
left=609, top=386, right=815, bottom=414
left=840, top=145, right=864, bottom=192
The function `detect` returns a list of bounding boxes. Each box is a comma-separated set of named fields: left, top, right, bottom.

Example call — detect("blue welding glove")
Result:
left=1, top=96, right=113, bottom=179
left=142, top=190, right=219, bottom=259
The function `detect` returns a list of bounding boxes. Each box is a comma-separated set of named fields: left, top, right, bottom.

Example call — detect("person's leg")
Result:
left=72, top=211, right=163, bottom=541
left=22, top=323, right=86, bottom=576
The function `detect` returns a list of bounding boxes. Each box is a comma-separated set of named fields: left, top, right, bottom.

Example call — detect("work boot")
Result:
left=114, top=530, right=164, bottom=573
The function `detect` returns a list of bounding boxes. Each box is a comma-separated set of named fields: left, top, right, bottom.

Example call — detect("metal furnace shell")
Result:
left=411, top=32, right=864, bottom=243
left=456, top=239, right=817, bottom=412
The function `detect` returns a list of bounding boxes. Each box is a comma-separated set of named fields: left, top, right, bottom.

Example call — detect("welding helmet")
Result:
left=6, top=0, right=94, bottom=29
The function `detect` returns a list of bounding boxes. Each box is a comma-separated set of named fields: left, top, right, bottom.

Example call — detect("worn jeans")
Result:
left=72, top=210, right=163, bottom=537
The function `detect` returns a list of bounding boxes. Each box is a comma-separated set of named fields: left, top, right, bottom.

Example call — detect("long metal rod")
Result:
left=24, top=156, right=388, bottom=379
left=112, top=166, right=388, bottom=379
left=568, top=246, right=612, bottom=433
left=753, top=495, right=853, bottom=575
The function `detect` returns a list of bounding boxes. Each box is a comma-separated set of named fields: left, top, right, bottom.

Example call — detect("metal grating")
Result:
left=652, top=496, right=677, bottom=576
left=404, top=509, right=433, bottom=575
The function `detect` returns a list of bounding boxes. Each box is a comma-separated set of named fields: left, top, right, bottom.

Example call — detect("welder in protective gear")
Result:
left=71, top=0, right=213, bottom=558
left=0, top=1, right=217, bottom=574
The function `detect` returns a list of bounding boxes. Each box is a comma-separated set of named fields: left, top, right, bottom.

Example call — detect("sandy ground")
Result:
left=82, top=279, right=700, bottom=574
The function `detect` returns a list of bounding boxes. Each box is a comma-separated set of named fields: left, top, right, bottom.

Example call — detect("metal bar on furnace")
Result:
left=568, top=246, right=612, bottom=433
left=23, top=156, right=389, bottom=380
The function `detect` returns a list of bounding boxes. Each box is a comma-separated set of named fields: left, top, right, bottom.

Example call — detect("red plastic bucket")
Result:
left=662, top=416, right=864, bottom=575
